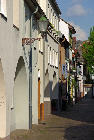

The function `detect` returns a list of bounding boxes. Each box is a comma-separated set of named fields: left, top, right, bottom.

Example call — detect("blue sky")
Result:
left=56, top=0, right=94, bottom=40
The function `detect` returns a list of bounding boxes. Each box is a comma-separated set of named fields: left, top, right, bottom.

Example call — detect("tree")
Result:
left=82, top=26, right=94, bottom=74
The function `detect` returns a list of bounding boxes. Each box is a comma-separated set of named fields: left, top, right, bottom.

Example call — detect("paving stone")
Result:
left=10, top=95, right=94, bottom=140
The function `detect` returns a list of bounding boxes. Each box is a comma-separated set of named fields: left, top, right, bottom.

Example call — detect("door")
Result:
left=38, top=78, right=40, bottom=121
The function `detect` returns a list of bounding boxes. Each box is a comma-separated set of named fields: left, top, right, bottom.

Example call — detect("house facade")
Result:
left=0, top=0, right=22, bottom=137
left=0, top=0, right=45, bottom=138
left=59, top=19, right=70, bottom=110
left=59, top=19, right=76, bottom=107
left=37, top=0, right=61, bottom=116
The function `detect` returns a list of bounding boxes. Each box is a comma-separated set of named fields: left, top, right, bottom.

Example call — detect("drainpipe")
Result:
left=29, top=7, right=38, bottom=129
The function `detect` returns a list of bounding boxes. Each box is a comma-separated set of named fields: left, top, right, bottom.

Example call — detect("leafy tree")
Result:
left=82, top=26, right=94, bottom=74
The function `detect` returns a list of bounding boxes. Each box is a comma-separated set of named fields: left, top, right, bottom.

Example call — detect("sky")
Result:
left=56, top=0, right=94, bottom=41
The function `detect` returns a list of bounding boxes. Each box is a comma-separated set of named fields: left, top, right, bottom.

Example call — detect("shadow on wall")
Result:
left=58, top=81, right=67, bottom=111
left=64, top=124, right=94, bottom=140
left=44, top=80, right=59, bottom=113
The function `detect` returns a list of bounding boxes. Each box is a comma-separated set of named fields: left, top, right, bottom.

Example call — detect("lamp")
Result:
left=38, top=16, right=48, bottom=36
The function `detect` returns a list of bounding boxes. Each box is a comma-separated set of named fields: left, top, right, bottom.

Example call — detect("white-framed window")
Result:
left=40, top=38, right=43, bottom=52
left=39, top=34, right=41, bottom=51
left=48, top=3, right=49, bottom=19
left=50, top=47, right=52, bottom=65
left=51, top=9, right=52, bottom=23
left=51, top=49, right=53, bottom=65
left=54, top=16, right=56, bottom=29
left=0, top=0, right=7, bottom=17
left=56, top=53, right=58, bottom=67
left=48, top=46, right=50, bottom=64
left=53, top=49, right=54, bottom=66
left=52, top=12, right=54, bottom=25
left=55, top=52, right=58, bottom=67
left=57, top=18, right=59, bottom=31
left=56, top=53, right=57, bottom=67
left=39, top=35, right=43, bottom=53
left=54, top=51, right=56, bottom=67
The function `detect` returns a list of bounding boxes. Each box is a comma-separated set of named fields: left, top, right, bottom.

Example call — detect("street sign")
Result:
left=22, top=38, right=41, bottom=46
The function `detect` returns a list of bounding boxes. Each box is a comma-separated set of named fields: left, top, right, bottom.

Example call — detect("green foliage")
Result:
left=39, top=16, right=47, bottom=21
left=82, top=26, right=94, bottom=74
left=72, top=79, right=78, bottom=89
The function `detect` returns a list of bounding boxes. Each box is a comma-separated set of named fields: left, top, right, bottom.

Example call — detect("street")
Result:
left=11, top=92, right=94, bottom=140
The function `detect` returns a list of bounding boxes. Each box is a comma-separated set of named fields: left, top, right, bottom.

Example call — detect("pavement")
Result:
left=10, top=93, right=94, bottom=140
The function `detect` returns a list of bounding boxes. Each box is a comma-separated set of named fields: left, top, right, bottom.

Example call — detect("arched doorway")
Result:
left=0, top=59, right=6, bottom=137
left=11, top=57, right=29, bottom=131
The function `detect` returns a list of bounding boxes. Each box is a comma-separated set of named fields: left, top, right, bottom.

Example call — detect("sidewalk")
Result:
left=10, top=96, right=94, bottom=140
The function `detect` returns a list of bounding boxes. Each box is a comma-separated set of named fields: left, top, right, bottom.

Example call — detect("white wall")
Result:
left=0, top=0, right=29, bottom=137
left=69, top=48, right=72, bottom=61
left=13, top=0, right=19, bottom=27
left=0, top=60, right=6, bottom=138
left=0, top=0, right=7, bottom=17
left=59, top=19, right=69, bottom=42
left=45, top=33, right=59, bottom=100
left=11, top=57, right=29, bottom=130
left=38, top=0, right=47, bottom=14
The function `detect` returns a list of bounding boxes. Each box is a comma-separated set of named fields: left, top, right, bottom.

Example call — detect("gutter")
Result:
left=25, top=0, right=46, bottom=19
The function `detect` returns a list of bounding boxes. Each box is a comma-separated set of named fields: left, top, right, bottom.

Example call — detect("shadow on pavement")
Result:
left=53, top=92, right=94, bottom=124
left=64, top=124, right=94, bottom=140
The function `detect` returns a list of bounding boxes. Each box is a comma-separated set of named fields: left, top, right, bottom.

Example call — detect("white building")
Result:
left=0, top=0, right=45, bottom=138
left=37, top=0, right=61, bottom=115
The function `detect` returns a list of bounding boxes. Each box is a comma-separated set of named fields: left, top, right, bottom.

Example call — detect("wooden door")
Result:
left=38, top=78, right=40, bottom=120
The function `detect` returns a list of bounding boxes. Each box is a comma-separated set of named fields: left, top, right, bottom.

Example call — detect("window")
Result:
left=56, top=53, right=57, bottom=67
left=53, top=50, right=54, bottom=66
left=51, top=9, right=52, bottom=23
left=48, top=4, right=49, bottom=8
left=39, top=34, right=43, bottom=53
left=52, top=13, right=54, bottom=25
left=39, top=34, right=41, bottom=51
left=50, top=47, right=51, bottom=65
left=57, top=18, right=59, bottom=31
left=55, top=52, right=58, bottom=67
left=48, top=4, right=49, bottom=20
left=51, top=49, right=53, bottom=65
left=0, top=0, right=7, bottom=17
left=55, top=16, right=57, bottom=29
left=57, top=53, right=58, bottom=67
left=54, top=51, right=56, bottom=67
left=40, top=38, right=43, bottom=52
left=48, top=46, right=50, bottom=64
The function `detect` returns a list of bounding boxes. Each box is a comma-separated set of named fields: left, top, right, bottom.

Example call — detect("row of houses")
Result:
left=0, top=0, right=84, bottom=139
